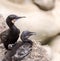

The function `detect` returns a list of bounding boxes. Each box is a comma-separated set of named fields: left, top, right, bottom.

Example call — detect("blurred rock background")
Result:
left=0, top=0, right=60, bottom=61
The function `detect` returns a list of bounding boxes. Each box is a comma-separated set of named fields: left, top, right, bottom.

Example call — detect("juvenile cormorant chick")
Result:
left=21, top=31, right=36, bottom=46
left=12, top=31, right=36, bottom=61
left=0, top=14, right=25, bottom=50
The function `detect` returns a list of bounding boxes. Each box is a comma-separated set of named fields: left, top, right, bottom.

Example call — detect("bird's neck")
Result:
left=9, top=23, right=14, bottom=29
left=6, top=19, right=14, bottom=28
left=22, top=38, right=33, bottom=46
left=7, top=20, right=20, bottom=35
left=10, top=25, right=17, bottom=30
left=6, top=20, right=17, bottom=30
left=6, top=19, right=20, bottom=35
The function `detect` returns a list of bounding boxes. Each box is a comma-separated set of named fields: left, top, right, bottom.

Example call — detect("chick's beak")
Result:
left=26, top=32, right=36, bottom=38
left=30, top=32, right=36, bottom=35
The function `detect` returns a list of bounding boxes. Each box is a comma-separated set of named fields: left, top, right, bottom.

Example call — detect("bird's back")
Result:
left=0, top=28, right=20, bottom=44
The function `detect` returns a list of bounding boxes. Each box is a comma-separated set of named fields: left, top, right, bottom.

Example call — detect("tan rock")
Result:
left=0, top=0, right=60, bottom=45
left=0, top=14, right=7, bottom=33
left=49, top=35, right=60, bottom=53
left=51, top=52, right=60, bottom=61
left=32, top=0, right=55, bottom=11
left=8, top=0, right=24, bottom=4
left=8, top=0, right=33, bottom=4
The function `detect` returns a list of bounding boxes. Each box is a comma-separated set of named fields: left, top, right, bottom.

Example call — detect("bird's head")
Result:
left=21, top=31, right=36, bottom=41
left=6, top=14, right=25, bottom=27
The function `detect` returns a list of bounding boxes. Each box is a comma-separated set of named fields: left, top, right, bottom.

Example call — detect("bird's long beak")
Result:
left=16, top=16, right=26, bottom=19
left=30, top=32, right=36, bottom=35
left=12, top=16, right=26, bottom=23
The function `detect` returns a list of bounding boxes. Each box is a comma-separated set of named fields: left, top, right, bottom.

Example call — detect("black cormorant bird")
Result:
left=2, top=31, right=36, bottom=61
left=0, top=14, right=25, bottom=50
left=12, top=31, right=36, bottom=61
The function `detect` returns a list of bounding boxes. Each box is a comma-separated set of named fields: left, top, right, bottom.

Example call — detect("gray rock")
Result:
left=21, top=40, right=52, bottom=61
left=2, top=41, right=52, bottom=61
left=32, top=0, right=55, bottom=11
left=0, top=15, right=7, bottom=33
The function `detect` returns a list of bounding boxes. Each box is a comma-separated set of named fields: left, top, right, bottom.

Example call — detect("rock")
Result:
left=0, top=44, right=5, bottom=61
left=8, top=0, right=33, bottom=4
left=0, top=14, right=8, bottom=44
left=0, top=14, right=7, bottom=33
left=49, top=35, right=60, bottom=53
left=2, top=40, right=52, bottom=61
left=0, top=14, right=8, bottom=45
left=0, top=1, right=58, bottom=60
left=12, top=42, right=32, bottom=61
left=32, top=0, right=55, bottom=11
left=0, top=0, right=60, bottom=61
left=8, top=0, right=24, bottom=4
left=2, top=41, right=22, bottom=61
left=19, top=40, right=52, bottom=61
left=51, top=52, right=60, bottom=61
left=0, top=0, right=60, bottom=47
left=41, top=33, right=60, bottom=45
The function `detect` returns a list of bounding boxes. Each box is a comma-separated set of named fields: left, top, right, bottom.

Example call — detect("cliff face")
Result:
left=0, top=0, right=60, bottom=42
left=0, top=0, right=60, bottom=61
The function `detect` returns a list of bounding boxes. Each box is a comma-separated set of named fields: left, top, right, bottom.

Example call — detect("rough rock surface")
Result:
left=21, top=40, right=52, bottom=61
left=0, top=15, right=7, bottom=60
left=2, top=40, right=52, bottom=61
left=0, top=15, right=7, bottom=33
left=0, top=0, right=60, bottom=61
left=0, top=15, right=8, bottom=44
